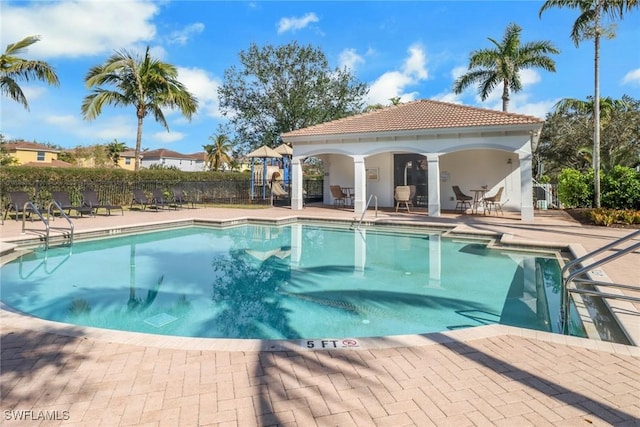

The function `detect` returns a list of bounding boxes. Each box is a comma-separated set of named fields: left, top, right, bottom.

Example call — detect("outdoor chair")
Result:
left=50, top=191, right=94, bottom=218
left=4, top=191, right=39, bottom=221
left=151, top=189, right=175, bottom=210
left=394, top=186, right=412, bottom=213
left=172, top=187, right=195, bottom=208
left=82, top=190, right=123, bottom=216
left=452, top=185, right=473, bottom=213
left=329, top=185, right=347, bottom=207
left=131, top=189, right=153, bottom=211
left=483, top=187, right=504, bottom=215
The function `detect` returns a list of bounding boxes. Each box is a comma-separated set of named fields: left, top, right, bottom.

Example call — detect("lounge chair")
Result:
left=131, top=189, right=153, bottom=211
left=82, top=190, right=123, bottom=216
left=394, top=186, right=411, bottom=213
left=329, top=185, right=347, bottom=207
left=4, top=191, right=39, bottom=221
left=483, top=187, right=504, bottom=215
left=172, top=187, right=195, bottom=208
left=151, top=189, right=175, bottom=210
left=50, top=191, right=94, bottom=218
left=452, top=185, right=472, bottom=213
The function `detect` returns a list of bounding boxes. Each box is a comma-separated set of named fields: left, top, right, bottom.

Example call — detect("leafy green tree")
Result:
left=106, top=139, right=126, bottom=167
left=0, top=134, right=18, bottom=166
left=203, top=133, right=233, bottom=171
left=453, top=23, right=559, bottom=112
left=539, top=0, right=639, bottom=207
left=82, top=46, right=198, bottom=171
left=218, top=42, right=368, bottom=150
left=0, top=36, right=60, bottom=110
left=536, top=95, right=640, bottom=178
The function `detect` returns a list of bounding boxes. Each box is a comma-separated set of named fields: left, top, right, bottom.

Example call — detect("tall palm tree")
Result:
left=0, top=35, right=59, bottom=110
left=82, top=46, right=198, bottom=171
left=539, top=0, right=639, bottom=207
left=203, top=133, right=233, bottom=171
left=453, top=23, right=559, bottom=112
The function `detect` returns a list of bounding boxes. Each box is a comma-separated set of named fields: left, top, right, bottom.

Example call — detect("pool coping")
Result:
left=1, top=216, right=638, bottom=351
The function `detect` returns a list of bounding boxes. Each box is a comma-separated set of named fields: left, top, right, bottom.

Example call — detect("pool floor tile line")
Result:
left=1, top=206, right=639, bottom=425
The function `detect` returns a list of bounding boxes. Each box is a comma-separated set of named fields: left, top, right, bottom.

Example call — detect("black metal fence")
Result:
left=1, top=179, right=324, bottom=210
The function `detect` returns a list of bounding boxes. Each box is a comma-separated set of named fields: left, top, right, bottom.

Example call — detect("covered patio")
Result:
left=282, top=100, right=544, bottom=220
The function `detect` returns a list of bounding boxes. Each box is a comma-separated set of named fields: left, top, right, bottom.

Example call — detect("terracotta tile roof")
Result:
left=141, top=149, right=194, bottom=160
left=4, top=141, right=60, bottom=153
left=282, top=99, right=543, bottom=138
left=186, top=152, right=206, bottom=161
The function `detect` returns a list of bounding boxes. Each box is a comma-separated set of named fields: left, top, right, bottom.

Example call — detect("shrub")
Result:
left=601, top=165, right=640, bottom=210
left=589, top=209, right=616, bottom=226
left=558, top=168, right=593, bottom=208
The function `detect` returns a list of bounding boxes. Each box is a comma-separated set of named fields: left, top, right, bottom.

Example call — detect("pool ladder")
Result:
left=353, top=194, right=377, bottom=229
left=560, top=229, right=640, bottom=338
left=20, top=200, right=74, bottom=250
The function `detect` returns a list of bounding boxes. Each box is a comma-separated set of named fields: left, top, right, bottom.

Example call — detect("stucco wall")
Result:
left=321, top=149, right=521, bottom=211
left=13, top=150, right=58, bottom=165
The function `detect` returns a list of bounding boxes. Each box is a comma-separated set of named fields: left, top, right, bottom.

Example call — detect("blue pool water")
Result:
left=0, top=224, right=581, bottom=340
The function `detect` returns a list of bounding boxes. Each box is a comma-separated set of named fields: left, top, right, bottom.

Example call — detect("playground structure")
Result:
left=248, top=143, right=293, bottom=201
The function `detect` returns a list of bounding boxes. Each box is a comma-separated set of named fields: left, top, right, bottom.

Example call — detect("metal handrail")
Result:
left=47, top=200, right=75, bottom=246
left=560, top=229, right=640, bottom=334
left=354, top=194, right=377, bottom=229
left=21, top=201, right=50, bottom=250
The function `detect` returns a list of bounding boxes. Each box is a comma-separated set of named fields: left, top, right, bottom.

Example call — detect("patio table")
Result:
left=471, top=189, right=488, bottom=214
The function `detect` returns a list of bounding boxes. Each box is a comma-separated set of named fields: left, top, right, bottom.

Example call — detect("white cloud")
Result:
left=151, top=131, right=185, bottom=144
left=44, top=114, right=77, bottom=127
left=403, top=44, right=428, bottom=80
left=177, top=67, right=223, bottom=119
left=622, top=68, right=640, bottom=85
left=339, top=48, right=364, bottom=72
left=277, top=13, right=319, bottom=34
left=1, top=0, right=159, bottom=58
left=367, top=44, right=429, bottom=105
left=168, top=23, right=205, bottom=45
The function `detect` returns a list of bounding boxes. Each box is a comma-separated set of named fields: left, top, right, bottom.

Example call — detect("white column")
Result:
left=519, top=152, right=534, bottom=220
left=426, top=154, right=441, bottom=217
left=353, top=155, right=366, bottom=214
left=291, top=156, right=304, bottom=210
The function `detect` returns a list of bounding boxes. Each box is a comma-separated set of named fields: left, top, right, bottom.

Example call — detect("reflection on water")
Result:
left=0, top=224, right=596, bottom=341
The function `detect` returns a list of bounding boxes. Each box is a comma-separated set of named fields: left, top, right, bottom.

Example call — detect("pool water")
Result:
left=0, top=224, right=583, bottom=340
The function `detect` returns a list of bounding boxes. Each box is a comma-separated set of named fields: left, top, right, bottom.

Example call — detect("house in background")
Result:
left=140, top=149, right=206, bottom=171
left=3, top=141, right=72, bottom=167
left=282, top=100, right=544, bottom=220
left=118, top=150, right=138, bottom=171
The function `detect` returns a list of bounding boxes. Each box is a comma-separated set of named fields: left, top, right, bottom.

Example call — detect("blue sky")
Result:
left=2, top=0, right=639, bottom=155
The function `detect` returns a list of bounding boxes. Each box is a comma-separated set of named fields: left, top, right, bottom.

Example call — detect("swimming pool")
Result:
left=0, top=223, right=586, bottom=340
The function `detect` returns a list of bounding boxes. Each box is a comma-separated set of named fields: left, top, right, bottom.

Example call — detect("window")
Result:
left=125, top=158, right=131, bottom=165
left=37, top=151, right=45, bottom=161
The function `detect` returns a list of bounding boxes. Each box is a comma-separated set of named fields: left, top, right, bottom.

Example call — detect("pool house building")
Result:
left=282, top=100, right=544, bottom=220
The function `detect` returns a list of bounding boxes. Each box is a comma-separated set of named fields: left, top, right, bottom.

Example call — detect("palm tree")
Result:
left=105, top=138, right=126, bottom=167
left=539, top=0, right=639, bottom=207
left=82, top=46, right=198, bottom=171
left=453, top=23, right=559, bottom=112
left=203, top=133, right=233, bottom=171
left=0, top=35, right=59, bottom=110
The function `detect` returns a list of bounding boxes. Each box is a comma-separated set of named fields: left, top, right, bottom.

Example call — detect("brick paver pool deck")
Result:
left=1, top=205, right=639, bottom=426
